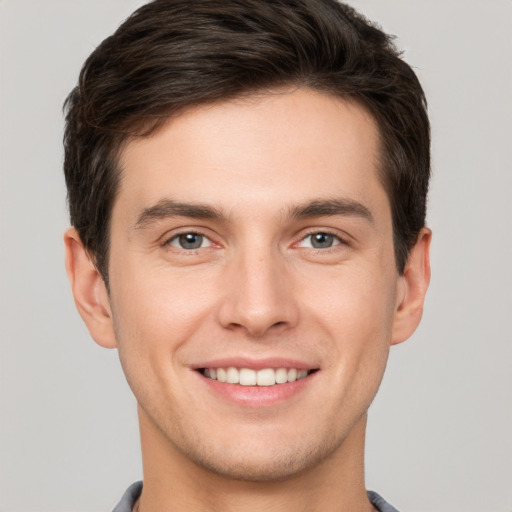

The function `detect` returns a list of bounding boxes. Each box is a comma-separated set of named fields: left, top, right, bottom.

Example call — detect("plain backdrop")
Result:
left=1, top=1, right=511, bottom=511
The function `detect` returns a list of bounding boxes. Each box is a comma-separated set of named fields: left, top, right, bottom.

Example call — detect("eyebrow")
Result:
left=134, top=196, right=373, bottom=230
left=289, top=198, right=374, bottom=223
left=135, top=199, right=226, bottom=229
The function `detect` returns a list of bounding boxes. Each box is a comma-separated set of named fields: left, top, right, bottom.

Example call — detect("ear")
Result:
left=64, top=227, right=117, bottom=348
left=391, top=227, right=431, bottom=345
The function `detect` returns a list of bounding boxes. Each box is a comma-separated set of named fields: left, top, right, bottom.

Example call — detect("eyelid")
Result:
left=169, top=233, right=212, bottom=249
left=294, top=228, right=350, bottom=248
left=161, top=227, right=218, bottom=249
left=158, top=226, right=351, bottom=251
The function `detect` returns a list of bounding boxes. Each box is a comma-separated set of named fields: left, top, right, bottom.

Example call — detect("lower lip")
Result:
left=197, top=372, right=317, bottom=408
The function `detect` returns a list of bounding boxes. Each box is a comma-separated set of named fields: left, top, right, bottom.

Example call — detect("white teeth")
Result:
left=297, top=370, right=308, bottom=380
left=239, top=368, right=256, bottom=386
left=275, top=368, right=288, bottom=384
left=287, top=368, right=297, bottom=382
left=257, top=368, right=276, bottom=386
left=203, top=367, right=313, bottom=386
left=226, top=367, right=239, bottom=384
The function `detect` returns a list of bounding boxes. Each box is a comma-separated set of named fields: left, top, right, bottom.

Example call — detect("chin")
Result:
left=173, top=426, right=342, bottom=483
left=191, top=449, right=325, bottom=482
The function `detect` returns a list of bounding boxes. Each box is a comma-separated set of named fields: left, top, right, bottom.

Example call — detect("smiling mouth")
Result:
left=198, top=367, right=318, bottom=387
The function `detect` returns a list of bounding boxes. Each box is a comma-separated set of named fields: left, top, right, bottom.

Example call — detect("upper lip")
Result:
left=191, top=357, right=319, bottom=371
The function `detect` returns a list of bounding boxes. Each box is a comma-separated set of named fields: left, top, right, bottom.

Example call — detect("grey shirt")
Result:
left=113, top=481, right=400, bottom=512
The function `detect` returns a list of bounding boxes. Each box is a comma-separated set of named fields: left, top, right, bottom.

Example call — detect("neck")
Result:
left=135, top=406, right=374, bottom=512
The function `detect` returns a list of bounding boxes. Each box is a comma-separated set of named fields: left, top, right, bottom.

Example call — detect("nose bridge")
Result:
left=217, top=238, right=298, bottom=337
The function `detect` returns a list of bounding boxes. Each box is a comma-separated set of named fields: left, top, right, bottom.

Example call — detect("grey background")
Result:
left=1, top=1, right=511, bottom=511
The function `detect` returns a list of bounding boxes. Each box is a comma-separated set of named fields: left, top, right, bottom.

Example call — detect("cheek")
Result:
left=112, top=257, right=215, bottom=329
left=306, top=265, right=397, bottom=342
left=305, top=264, right=397, bottom=388
left=108, top=265, right=214, bottom=380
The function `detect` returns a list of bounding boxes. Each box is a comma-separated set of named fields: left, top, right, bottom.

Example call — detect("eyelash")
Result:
left=163, top=229, right=348, bottom=252
left=296, top=230, right=348, bottom=251
left=164, top=230, right=214, bottom=251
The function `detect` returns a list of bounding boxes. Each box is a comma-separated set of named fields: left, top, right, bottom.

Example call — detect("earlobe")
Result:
left=391, top=227, right=431, bottom=345
left=64, top=228, right=117, bottom=349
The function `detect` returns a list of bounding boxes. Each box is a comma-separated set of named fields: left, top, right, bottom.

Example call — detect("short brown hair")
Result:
left=63, top=0, right=430, bottom=284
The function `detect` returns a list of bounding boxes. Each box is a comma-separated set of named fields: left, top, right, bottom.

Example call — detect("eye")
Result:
left=168, top=232, right=212, bottom=250
left=299, top=232, right=342, bottom=249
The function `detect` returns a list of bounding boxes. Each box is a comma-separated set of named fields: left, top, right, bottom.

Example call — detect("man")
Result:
left=63, top=0, right=431, bottom=510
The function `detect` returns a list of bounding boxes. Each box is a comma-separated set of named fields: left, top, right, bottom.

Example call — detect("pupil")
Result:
left=312, top=233, right=333, bottom=248
left=179, top=233, right=202, bottom=249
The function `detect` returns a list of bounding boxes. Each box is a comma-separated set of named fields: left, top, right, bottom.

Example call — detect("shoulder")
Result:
left=112, top=481, right=143, bottom=512
left=367, top=490, right=401, bottom=512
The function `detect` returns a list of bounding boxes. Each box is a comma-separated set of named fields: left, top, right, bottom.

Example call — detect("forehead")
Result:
left=116, top=88, right=388, bottom=224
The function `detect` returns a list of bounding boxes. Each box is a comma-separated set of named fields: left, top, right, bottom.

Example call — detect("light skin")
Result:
left=65, top=88, right=431, bottom=512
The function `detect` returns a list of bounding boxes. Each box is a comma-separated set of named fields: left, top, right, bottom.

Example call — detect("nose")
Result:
left=216, top=247, right=300, bottom=338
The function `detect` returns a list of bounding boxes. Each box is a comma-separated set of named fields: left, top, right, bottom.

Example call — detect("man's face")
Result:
left=106, top=88, right=404, bottom=480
